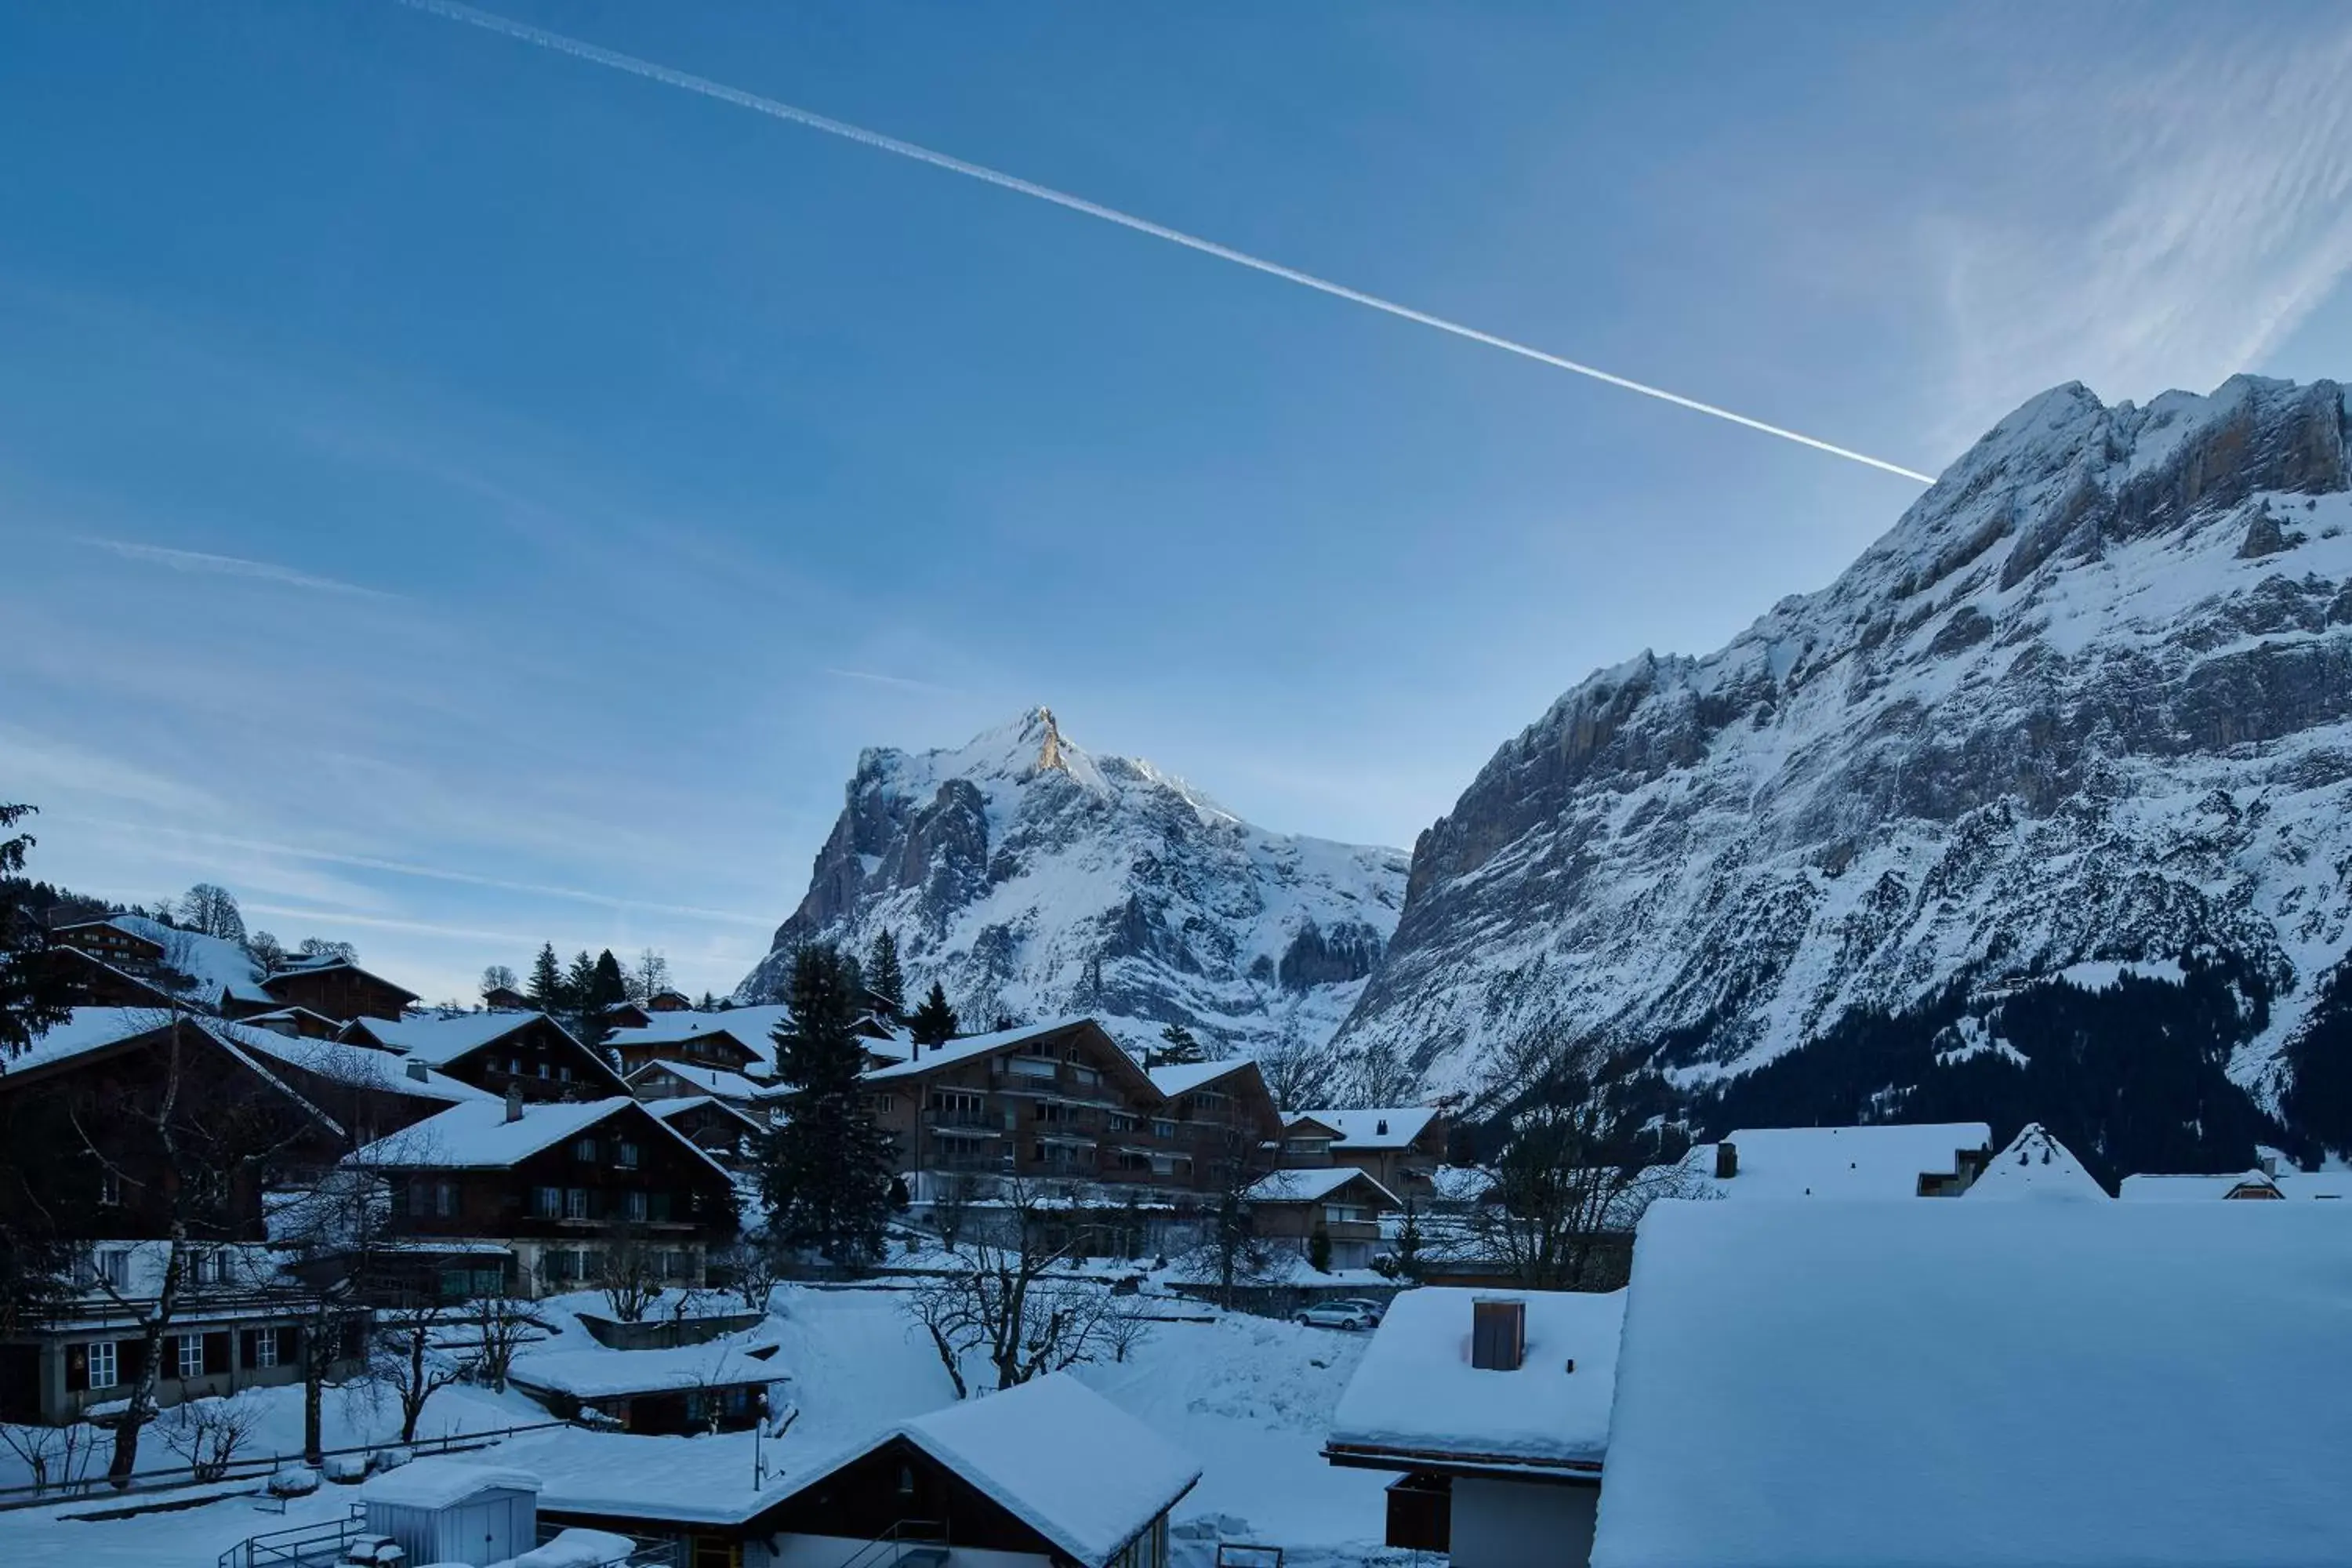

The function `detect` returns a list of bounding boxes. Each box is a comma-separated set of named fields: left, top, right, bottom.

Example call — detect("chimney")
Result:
left=405, top=1061, right=428, bottom=1083
left=1472, top=1298, right=1525, bottom=1373
left=1375, top=1118, right=1388, bottom=1137
left=504, top=1085, right=524, bottom=1124
left=1715, top=1142, right=1738, bottom=1180
left=2259, top=1153, right=2279, bottom=1178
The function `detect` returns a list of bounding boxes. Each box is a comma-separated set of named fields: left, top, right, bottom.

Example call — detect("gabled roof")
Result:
left=1149, top=1057, right=1259, bottom=1098
left=228, top=1026, right=495, bottom=1107
left=1964, top=1123, right=2107, bottom=1200
left=606, top=1006, right=792, bottom=1065
left=869, top=1375, right=1199, bottom=1568
left=261, top=959, right=420, bottom=1004
left=343, top=1011, right=626, bottom=1088
left=1593, top=1200, right=2352, bottom=1568
left=1328, top=1287, right=1623, bottom=1475
left=640, top=1094, right=765, bottom=1137
left=1245, top=1166, right=1399, bottom=1206
left=626, top=1058, right=775, bottom=1102
left=2118, top=1170, right=2288, bottom=1201
left=1296, top=1106, right=1443, bottom=1150
left=510, top=1334, right=781, bottom=1399
left=863, top=1018, right=1155, bottom=1102
left=343, top=1094, right=733, bottom=1187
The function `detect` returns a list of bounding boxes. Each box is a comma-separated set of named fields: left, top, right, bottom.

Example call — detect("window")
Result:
left=86, top=1340, right=118, bottom=1391
left=97, top=1249, right=129, bottom=1290
left=564, top=1188, right=591, bottom=1220
left=623, top=1189, right=649, bottom=1222
left=649, top=1191, right=673, bottom=1223
left=558, top=1065, right=574, bottom=1083
left=1152, top=1120, right=1178, bottom=1140
left=508, top=1056, right=523, bottom=1076
left=615, top=1141, right=640, bottom=1170
left=439, top=1266, right=470, bottom=1301
left=536, top=1062, right=550, bottom=1079
left=176, top=1334, right=204, bottom=1381
left=250, top=1327, right=279, bottom=1369
left=97, top=1167, right=121, bottom=1207
left=534, top=1185, right=564, bottom=1219
left=1109, top=1112, right=1137, bottom=1133
left=1009, top=1055, right=1058, bottom=1080
left=437, top=1181, right=457, bottom=1218
left=869, top=1094, right=896, bottom=1114
left=573, top=1136, right=599, bottom=1162
left=1070, top=1064, right=1102, bottom=1087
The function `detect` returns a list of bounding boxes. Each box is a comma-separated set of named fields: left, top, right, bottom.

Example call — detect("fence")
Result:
left=0, top=1418, right=575, bottom=1514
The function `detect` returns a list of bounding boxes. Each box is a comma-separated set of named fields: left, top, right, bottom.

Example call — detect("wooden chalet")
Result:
left=244, top=958, right=419, bottom=1023
left=641, top=1094, right=766, bottom=1167
left=646, top=988, right=695, bottom=1013
left=40, top=943, right=186, bottom=1011
left=482, top=985, right=535, bottom=1012
left=1244, top=1167, right=1399, bottom=1272
left=345, top=1094, right=740, bottom=1298
left=1287, top=1107, right=1454, bottom=1196
left=604, top=1009, right=777, bottom=1078
left=0, top=1011, right=369, bottom=1424
left=49, top=916, right=169, bottom=978
left=508, top=1336, right=780, bottom=1434
left=340, top=1011, right=631, bottom=1103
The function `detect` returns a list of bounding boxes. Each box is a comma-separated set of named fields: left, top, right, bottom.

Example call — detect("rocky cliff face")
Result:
left=738, top=710, right=1407, bottom=1060
left=1338, top=376, right=2352, bottom=1158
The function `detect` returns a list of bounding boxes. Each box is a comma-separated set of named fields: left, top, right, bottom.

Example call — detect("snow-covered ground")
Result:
left=0, top=1286, right=1396, bottom=1567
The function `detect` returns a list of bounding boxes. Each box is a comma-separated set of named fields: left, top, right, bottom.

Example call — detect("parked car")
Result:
left=1295, top=1301, right=1375, bottom=1330
left=1328, top=1297, right=1388, bottom=1326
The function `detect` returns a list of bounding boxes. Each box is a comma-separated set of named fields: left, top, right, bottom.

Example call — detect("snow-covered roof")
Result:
left=351, top=1011, right=549, bottom=1064
left=607, top=1004, right=793, bottom=1061
left=515, top=1527, right=639, bottom=1568
left=1149, top=1057, right=1256, bottom=1098
left=343, top=1095, right=731, bottom=1187
left=1294, top=1107, right=1442, bottom=1150
left=229, top=1027, right=495, bottom=1105
left=261, top=958, right=419, bottom=1003
left=1963, top=1123, right=2106, bottom=1200
left=2116, top=1167, right=2352, bottom=1200
left=1245, top=1167, right=1398, bottom=1206
left=861, top=1016, right=1105, bottom=1083
left=1328, top=1287, right=1622, bottom=1474
left=897, top=1374, right=1200, bottom=1568
left=641, top=1094, right=764, bottom=1134
left=6, top=1009, right=347, bottom=1138
left=99, top=914, right=274, bottom=1004
left=1697, top=1121, right=1991, bottom=1200
left=1592, top=1200, right=2352, bottom=1568
left=359, top=1458, right=542, bottom=1509
left=509, top=1335, right=781, bottom=1399
left=626, top=1058, right=772, bottom=1102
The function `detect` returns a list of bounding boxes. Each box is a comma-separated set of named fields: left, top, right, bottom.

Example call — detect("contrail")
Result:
left=392, top=0, right=1937, bottom=485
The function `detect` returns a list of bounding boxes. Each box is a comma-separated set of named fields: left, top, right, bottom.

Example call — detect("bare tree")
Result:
left=1467, top=1032, right=1700, bottom=1290
left=156, top=1391, right=266, bottom=1482
left=461, top=1290, right=551, bottom=1393
left=1099, top=1294, right=1154, bottom=1364
left=598, top=1228, right=663, bottom=1324
left=371, top=1300, right=463, bottom=1444
left=245, top=930, right=285, bottom=972
left=479, top=964, right=519, bottom=1001
left=1184, top=1121, right=1277, bottom=1308
left=628, top=950, right=673, bottom=1005
left=903, top=1178, right=1122, bottom=1396
left=711, top=1240, right=782, bottom=1315
left=177, top=884, right=245, bottom=943
left=1255, top=1025, right=1341, bottom=1112
left=0, top=1419, right=97, bottom=1497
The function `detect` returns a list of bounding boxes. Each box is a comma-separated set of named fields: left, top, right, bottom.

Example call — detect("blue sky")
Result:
left=5, top=2, right=2352, bottom=1004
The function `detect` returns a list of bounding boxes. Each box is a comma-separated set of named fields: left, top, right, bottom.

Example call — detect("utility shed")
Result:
left=1594, top=1200, right=2352, bottom=1568
left=359, top=1459, right=543, bottom=1567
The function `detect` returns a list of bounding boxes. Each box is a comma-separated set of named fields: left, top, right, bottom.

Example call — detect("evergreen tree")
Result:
left=866, top=929, right=906, bottom=1018
left=1394, top=1198, right=1425, bottom=1283
left=760, top=946, right=898, bottom=1265
left=908, top=981, right=959, bottom=1047
left=562, top=951, right=600, bottom=1038
left=0, top=804, right=69, bottom=1060
left=590, top=949, right=628, bottom=1012
left=1149, top=1022, right=1207, bottom=1069
left=525, top=944, right=565, bottom=1011
left=1308, top=1222, right=1333, bottom=1274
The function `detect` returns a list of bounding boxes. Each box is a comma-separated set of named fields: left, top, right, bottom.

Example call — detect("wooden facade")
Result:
left=50, top=918, right=167, bottom=977
left=254, top=961, right=419, bottom=1023
left=366, top=1102, right=739, bottom=1298
left=343, top=1014, right=630, bottom=1104
left=611, top=1025, right=759, bottom=1079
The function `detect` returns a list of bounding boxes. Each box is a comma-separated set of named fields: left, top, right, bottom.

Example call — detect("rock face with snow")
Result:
left=738, top=710, right=1407, bottom=1060
left=1338, top=376, right=2352, bottom=1156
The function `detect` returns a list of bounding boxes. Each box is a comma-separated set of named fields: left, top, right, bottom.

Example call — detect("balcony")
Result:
left=924, top=1109, right=1002, bottom=1133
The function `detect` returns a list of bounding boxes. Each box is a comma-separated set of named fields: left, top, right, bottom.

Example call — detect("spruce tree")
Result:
left=1395, top=1198, right=1425, bottom=1283
left=866, top=928, right=906, bottom=1019
left=1149, top=1022, right=1206, bottom=1068
left=1, top=804, right=69, bottom=1059
left=526, top=943, right=565, bottom=1012
left=908, top=981, right=958, bottom=1047
left=760, top=946, right=898, bottom=1265
left=562, top=950, right=600, bottom=1040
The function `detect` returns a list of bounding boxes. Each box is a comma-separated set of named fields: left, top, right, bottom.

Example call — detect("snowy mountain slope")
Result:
left=737, top=710, right=1408, bottom=1061
left=1337, top=375, right=2352, bottom=1149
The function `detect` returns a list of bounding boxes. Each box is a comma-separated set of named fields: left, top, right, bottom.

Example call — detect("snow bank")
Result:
left=1697, top=1122, right=1991, bottom=1200
left=1595, top=1200, right=2352, bottom=1568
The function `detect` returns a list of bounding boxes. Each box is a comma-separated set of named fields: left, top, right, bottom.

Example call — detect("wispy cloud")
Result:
left=61, top=815, right=775, bottom=927
left=79, top=536, right=401, bottom=600
left=822, top=666, right=966, bottom=697
left=1926, top=16, right=2352, bottom=451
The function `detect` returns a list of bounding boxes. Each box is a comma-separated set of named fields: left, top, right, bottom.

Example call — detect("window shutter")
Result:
left=120, top=1338, right=147, bottom=1383
left=64, top=1343, right=89, bottom=1393
left=239, top=1329, right=259, bottom=1367
left=204, top=1331, right=230, bottom=1376
left=285, top=1325, right=306, bottom=1367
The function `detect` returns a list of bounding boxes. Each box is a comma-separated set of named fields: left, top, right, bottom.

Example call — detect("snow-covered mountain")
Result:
left=1337, top=375, right=2352, bottom=1162
left=736, top=710, right=1408, bottom=1061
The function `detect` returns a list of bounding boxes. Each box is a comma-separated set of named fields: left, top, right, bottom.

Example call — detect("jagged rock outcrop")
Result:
left=1337, top=375, right=2352, bottom=1157
left=738, top=710, right=1407, bottom=1060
